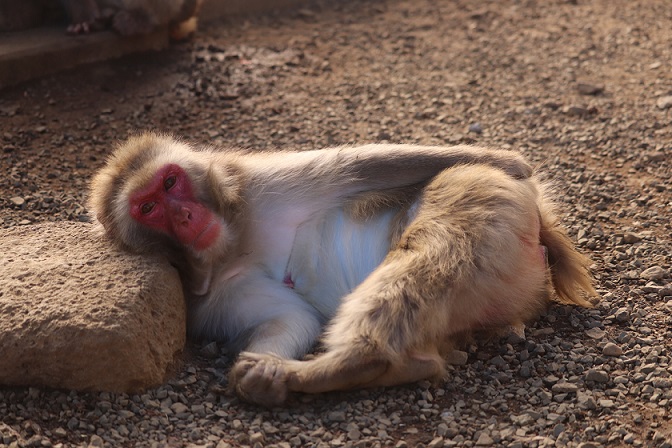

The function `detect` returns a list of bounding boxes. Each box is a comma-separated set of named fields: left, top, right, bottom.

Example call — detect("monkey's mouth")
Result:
left=191, top=220, right=220, bottom=251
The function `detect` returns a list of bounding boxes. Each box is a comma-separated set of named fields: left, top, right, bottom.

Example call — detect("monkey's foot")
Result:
left=66, top=20, right=104, bottom=34
left=229, top=353, right=292, bottom=407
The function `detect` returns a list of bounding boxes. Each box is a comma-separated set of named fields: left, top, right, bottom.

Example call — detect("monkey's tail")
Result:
left=537, top=185, right=597, bottom=307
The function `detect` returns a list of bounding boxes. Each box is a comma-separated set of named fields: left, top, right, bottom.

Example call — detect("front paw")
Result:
left=229, top=352, right=291, bottom=407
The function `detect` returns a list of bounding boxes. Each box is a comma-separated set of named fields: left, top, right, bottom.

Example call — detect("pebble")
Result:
left=656, top=95, right=672, bottom=109
left=585, top=369, right=609, bottom=383
left=614, top=307, right=630, bottom=322
left=200, top=341, right=219, bottom=358
left=577, top=83, right=603, bottom=95
left=622, top=233, right=642, bottom=244
left=577, top=391, right=597, bottom=410
left=640, top=266, right=667, bottom=281
left=552, top=382, right=578, bottom=394
left=602, top=343, right=623, bottom=356
left=428, top=437, right=445, bottom=448
left=327, top=411, right=346, bottom=423
left=445, top=350, right=468, bottom=365
left=584, top=328, right=606, bottom=339
left=10, top=197, right=25, bottom=206
left=475, top=433, right=494, bottom=446
left=468, top=122, right=483, bottom=134
left=553, top=423, right=565, bottom=438
left=659, top=284, right=672, bottom=297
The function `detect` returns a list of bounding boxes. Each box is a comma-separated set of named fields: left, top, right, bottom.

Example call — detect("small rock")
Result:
left=660, top=284, right=672, bottom=297
left=506, top=322, right=526, bottom=343
left=585, top=328, right=606, bottom=339
left=171, top=402, right=189, bottom=414
left=577, top=83, right=603, bottom=95
left=327, top=411, right=346, bottom=422
left=656, top=95, right=672, bottom=110
left=599, top=399, right=615, bottom=408
left=553, top=423, right=565, bottom=438
left=200, top=341, right=219, bottom=358
left=250, top=432, right=265, bottom=444
left=297, top=8, right=316, bottom=19
left=642, top=151, right=666, bottom=163
left=614, top=307, right=630, bottom=323
left=347, top=428, right=361, bottom=441
left=10, top=197, right=25, bottom=206
left=640, top=266, right=667, bottom=281
left=642, top=283, right=663, bottom=294
left=651, top=378, right=671, bottom=388
left=565, top=105, right=589, bottom=116
left=532, top=327, right=554, bottom=337
left=585, top=369, right=609, bottom=383
left=475, top=433, right=494, bottom=446
left=468, top=123, right=483, bottom=134
left=446, top=350, right=468, bottom=366
left=428, top=437, right=445, bottom=448
left=489, top=355, right=507, bottom=366
left=552, top=382, right=578, bottom=394
left=602, top=343, right=623, bottom=357
left=89, top=434, right=104, bottom=447
left=623, top=233, right=642, bottom=244
left=577, top=391, right=597, bottom=410
left=543, top=375, right=560, bottom=386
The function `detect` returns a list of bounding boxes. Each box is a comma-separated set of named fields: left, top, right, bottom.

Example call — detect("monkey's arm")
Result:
left=344, top=143, right=533, bottom=185
left=246, top=144, right=532, bottom=200
left=192, top=272, right=323, bottom=359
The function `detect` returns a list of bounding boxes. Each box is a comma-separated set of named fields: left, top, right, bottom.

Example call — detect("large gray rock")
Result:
left=0, top=222, right=186, bottom=393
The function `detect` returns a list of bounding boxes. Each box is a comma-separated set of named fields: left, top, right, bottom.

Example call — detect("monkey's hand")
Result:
left=229, top=352, right=292, bottom=407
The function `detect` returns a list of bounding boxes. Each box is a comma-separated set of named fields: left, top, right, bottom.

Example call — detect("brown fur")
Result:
left=89, top=133, right=595, bottom=407
left=230, top=165, right=596, bottom=406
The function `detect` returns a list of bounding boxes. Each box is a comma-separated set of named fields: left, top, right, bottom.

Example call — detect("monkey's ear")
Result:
left=205, top=164, right=244, bottom=220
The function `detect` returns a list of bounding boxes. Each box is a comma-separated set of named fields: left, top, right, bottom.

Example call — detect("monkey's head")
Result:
left=89, top=133, right=243, bottom=264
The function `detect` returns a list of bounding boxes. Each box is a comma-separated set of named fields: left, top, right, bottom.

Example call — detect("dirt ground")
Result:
left=1, top=0, right=671, bottom=447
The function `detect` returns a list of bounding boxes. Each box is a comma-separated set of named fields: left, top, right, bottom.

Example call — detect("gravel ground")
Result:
left=2, top=0, right=672, bottom=446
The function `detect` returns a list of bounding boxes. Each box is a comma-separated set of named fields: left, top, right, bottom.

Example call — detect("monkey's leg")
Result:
left=232, top=166, right=551, bottom=406
left=230, top=248, right=450, bottom=407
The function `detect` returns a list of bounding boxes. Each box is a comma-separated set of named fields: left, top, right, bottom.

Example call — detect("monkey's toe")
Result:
left=230, top=353, right=290, bottom=407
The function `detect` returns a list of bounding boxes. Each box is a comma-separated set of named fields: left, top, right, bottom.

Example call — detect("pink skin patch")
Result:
left=130, top=164, right=221, bottom=251
left=283, top=273, right=295, bottom=289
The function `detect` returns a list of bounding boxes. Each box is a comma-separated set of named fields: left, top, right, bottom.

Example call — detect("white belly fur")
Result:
left=286, top=207, right=398, bottom=319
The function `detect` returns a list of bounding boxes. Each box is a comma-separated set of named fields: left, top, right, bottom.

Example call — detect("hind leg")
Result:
left=230, top=165, right=551, bottom=406
left=229, top=245, right=449, bottom=406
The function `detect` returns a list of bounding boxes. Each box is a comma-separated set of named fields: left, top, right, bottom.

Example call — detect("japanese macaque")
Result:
left=61, top=0, right=202, bottom=39
left=89, top=133, right=596, bottom=407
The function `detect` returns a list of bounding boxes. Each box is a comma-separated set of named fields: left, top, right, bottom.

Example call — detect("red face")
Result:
left=130, top=164, right=221, bottom=251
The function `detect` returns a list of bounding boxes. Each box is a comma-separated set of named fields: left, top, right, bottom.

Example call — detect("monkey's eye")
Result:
left=140, top=202, right=156, bottom=215
left=164, top=175, right=177, bottom=191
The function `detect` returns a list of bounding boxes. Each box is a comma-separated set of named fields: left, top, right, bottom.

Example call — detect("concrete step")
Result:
left=0, top=0, right=307, bottom=89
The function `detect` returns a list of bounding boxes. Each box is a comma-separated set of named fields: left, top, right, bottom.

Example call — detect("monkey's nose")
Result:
left=178, top=206, right=192, bottom=223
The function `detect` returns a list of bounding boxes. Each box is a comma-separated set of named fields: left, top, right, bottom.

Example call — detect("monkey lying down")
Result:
left=89, top=133, right=596, bottom=407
